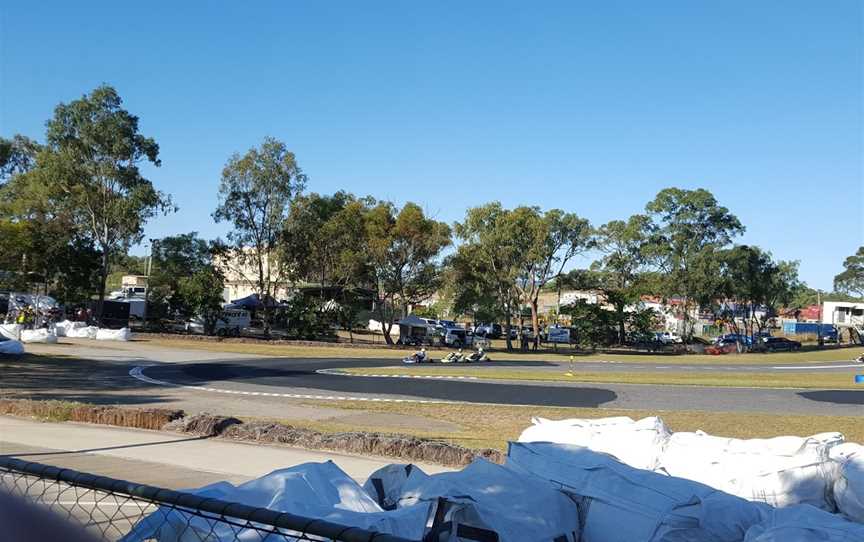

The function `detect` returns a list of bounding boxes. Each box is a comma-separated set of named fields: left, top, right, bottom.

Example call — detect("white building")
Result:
left=821, top=301, right=864, bottom=329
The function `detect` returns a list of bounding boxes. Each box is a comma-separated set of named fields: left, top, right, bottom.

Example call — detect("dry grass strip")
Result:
left=0, top=399, right=184, bottom=430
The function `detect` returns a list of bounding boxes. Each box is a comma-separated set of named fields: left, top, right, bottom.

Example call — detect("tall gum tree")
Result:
left=213, top=137, right=307, bottom=334
left=510, top=207, right=593, bottom=340
left=645, top=188, right=744, bottom=339
left=38, top=85, right=173, bottom=321
left=365, top=202, right=451, bottom=344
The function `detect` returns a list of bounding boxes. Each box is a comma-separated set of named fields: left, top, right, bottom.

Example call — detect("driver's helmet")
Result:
left=457, top=348, right=463, bottom=353
left=478, top=347, right=484, bottom=353
left=420, top=348, right=426, bottom=354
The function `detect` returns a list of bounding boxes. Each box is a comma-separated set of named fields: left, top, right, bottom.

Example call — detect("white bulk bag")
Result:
left=397, top=458, right=582, bottom=542
left=67, top=326, right=98, bottom=339
left=20, top=329, right=58, bottom=344
left=54, top=320, right=86, bottom=337
left=363, top=463, right=429, bottom=510
left=829, top=443, right=864, bottom=523
left=0, top=339, right=24, bottom=355
left=95, top=327, right=131, bottom=341
left=743, top=504, right=864, bottom=541
left=0, top=324, right=21, bottom=341
left=659, top=431, right=843, bottom=510
left=518, top=416, right=671, bottom=470
left=122, top=461, right=431, bottom=542
left=508, top=442, right=768, bottom=542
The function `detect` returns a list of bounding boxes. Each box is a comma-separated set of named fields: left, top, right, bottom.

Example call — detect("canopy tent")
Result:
left=398, top=314, right=434, bottom=344
left=227, top=293, right=280, bottom=310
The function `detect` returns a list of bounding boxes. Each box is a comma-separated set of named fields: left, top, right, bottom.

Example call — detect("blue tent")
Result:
left=228, top=294, right=266, bottom=310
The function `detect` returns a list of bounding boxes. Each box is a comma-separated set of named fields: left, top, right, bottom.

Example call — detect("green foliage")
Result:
left=645, top=187, right=744, bottom=337
left=591, top=214, right=653, bottom=343
left=176, top=266, right=226, bottom=335
left=12, top=85, right=175, bottom=317
left=365, top=201, right=451, bottom=343
left=281, top=192, right=372, bottom=290
left=790, top=286, right=861, bottom=308
left=560, top=300, right=614, bottom=348
left=715, top=245, right=801, bottom=338
left=0, top=135, right=41, bottom=185
left=834, top=246, right=864, bottom=298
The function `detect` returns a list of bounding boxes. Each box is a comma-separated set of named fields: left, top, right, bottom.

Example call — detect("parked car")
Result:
left=442, top=328, right=474, bottom=347
left=715, top=333, right=754, bottom=347
left=761, top=337, right=802, bottom=352
left=654, top=331, right=683, bottom=344
left=474, top=323, right=502, bottom=339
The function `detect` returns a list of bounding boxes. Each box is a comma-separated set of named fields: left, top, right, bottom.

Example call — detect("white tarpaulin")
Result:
left=0, top=339, right=24, bottom=355
left=518, top=416, right=671, bottom=470
left=0, top=324, right=21, bottom=340
left=396, top=458, right=582, bottom=542
left=20, top=329, right=58, bottom=344
left=659, top=431, right=843, bottom=510
left=743, top=504, right=864, bottom=541
left=54, top=320, right=86, bottom=337
left=507, top=441, right=769, bottom=542
left=829, top=443, right=864, bottom=523
left=121, top=461, right=431, bottom=542
left=95, top=327, right=131, bottom=341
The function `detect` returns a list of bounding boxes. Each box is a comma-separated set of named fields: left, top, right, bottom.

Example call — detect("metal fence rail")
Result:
left=0, top=456, right=417, bottom=542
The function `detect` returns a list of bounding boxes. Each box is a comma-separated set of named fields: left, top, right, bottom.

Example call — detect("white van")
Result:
left=186, top=309, right=250, bottom=336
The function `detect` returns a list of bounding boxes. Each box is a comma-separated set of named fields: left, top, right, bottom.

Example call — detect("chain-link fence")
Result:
left=0, top=456, right=419, bottom=542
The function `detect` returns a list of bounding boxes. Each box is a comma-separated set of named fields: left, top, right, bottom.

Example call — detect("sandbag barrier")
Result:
left=519, top=415, right=864, bottom=525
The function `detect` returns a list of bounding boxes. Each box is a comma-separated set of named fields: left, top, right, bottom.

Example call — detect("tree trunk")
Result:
left=378, top=297, right=394, bottom=345
left=504, top=313, right=513, bottom=351
left=97, top=249, right=109, bottom=327
left=617, top=303, right=626, bottom=345
left=530, top=298, right=540, bottom=342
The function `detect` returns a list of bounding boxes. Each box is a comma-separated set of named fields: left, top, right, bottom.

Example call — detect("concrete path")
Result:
left=0, top=416, right=449, bottom=489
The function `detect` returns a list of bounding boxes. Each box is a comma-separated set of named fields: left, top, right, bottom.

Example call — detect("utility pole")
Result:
left=817, top=289, right=824, bottom=348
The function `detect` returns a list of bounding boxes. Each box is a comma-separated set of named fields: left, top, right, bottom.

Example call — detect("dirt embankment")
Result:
left=0, top=400, right=502, bottom=467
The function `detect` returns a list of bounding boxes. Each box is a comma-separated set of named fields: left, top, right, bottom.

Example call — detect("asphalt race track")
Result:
left=137, top=357, right=864, bottom=416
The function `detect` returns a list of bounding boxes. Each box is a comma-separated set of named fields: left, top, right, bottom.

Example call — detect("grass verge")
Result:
left=340, top=367, right=863, bottom=389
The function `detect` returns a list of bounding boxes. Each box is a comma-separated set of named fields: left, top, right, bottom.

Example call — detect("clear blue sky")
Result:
left=1, top=1, right=862, bottom=290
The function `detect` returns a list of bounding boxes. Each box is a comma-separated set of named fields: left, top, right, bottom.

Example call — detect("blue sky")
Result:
left=1, top=1, right=861, bottom=290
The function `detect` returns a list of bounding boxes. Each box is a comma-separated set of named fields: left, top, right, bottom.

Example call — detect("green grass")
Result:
left=341, top=366, right=862, bottom=389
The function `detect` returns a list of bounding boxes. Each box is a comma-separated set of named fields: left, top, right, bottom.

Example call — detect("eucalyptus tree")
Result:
left=645, top=188, right=743, bottom=338
left=213, top=137, right=306, bottom=333
left=364, top=201, right=451, bottom=344
left=17, top=86, right=172, bottom=319
left=834, top=246, right=864, bottom=298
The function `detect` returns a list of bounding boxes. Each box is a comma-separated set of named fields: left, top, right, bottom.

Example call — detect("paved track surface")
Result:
left=138, top=356, right=864, bottom=415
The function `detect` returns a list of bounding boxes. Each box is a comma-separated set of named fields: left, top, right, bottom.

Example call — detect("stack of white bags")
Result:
left=0, top=320, right=130, bottom=348
left=122, top=416, right=864, bottom=542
